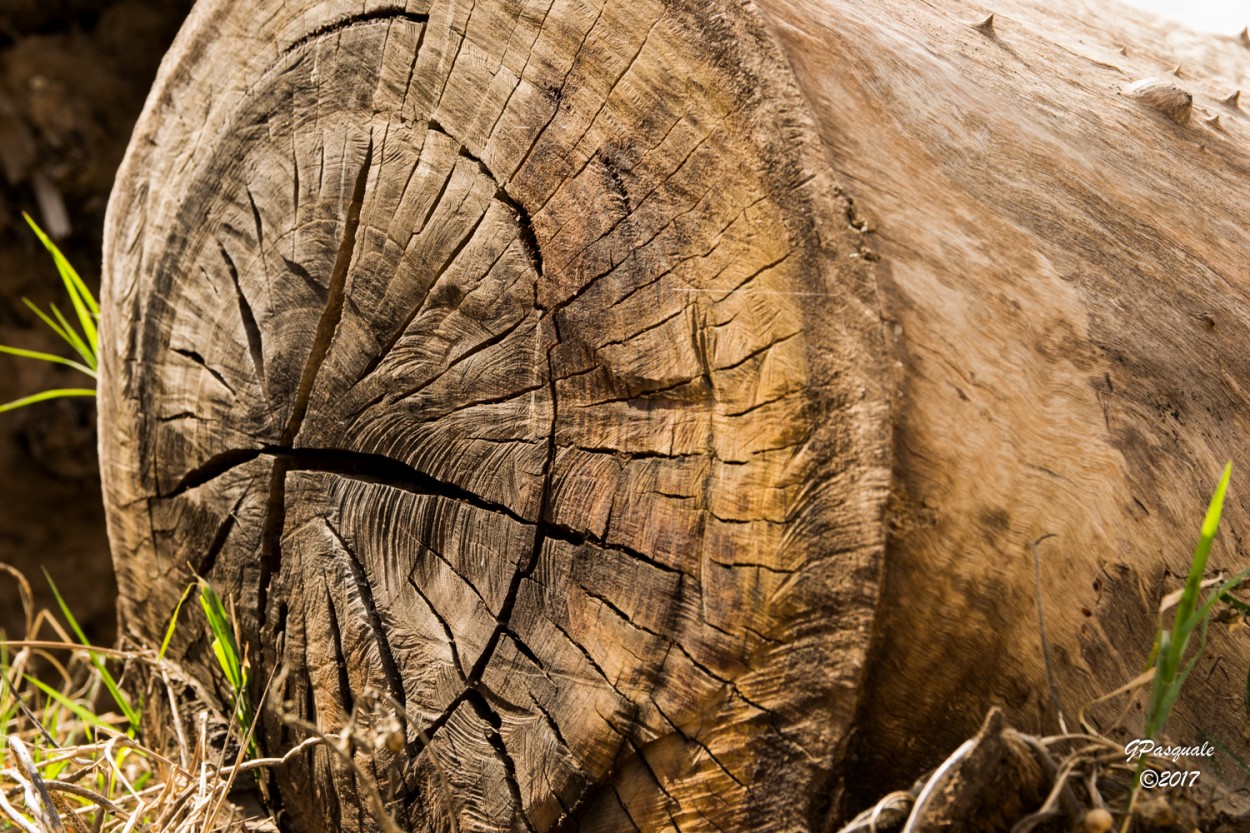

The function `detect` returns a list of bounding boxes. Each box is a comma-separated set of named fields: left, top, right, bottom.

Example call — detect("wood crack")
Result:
left=324, top=583, right=356, bottom=716
left=164, top=445, right=530, bottom=522
left=164, top=447, right=266, bottom=497
left=323, top=517, right=410, bottom=726
left=623, top=736, right=683, bottom=822
left=172, top=347, right=237, bottom=395
left=283, top=137, right=373, bottom=446
left=404, top=575, right=466, bottom=680
left=369, top=313, right=531, bottom=411
left=282, top=257, right=328, bottom=304
left=219, top=240, right=267, bottom=400
left=466, top=689, right=539, bottom=833
left=282, top=8, right=429, bottom=56
left=257, top=458, right=289, bottom=633
left=400, top=315, right=561, bottom=817
left=715, top=331, right=800, bottom=373
left=194, top=493, right=245, bottom=577
left=577, top=585, right=666, bottom=641
left=542, top=519, right=683, bottom=577
left=495, top=186, right=543, bottom=276
left=649, top=696, right=744, bottom=789
left=351, top=190, right=490, bottom=388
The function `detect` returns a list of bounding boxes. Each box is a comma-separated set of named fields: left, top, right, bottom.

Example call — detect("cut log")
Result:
left=98, top=0, right=1250, bottom=830
left=101, top=1, right=887, bottom=831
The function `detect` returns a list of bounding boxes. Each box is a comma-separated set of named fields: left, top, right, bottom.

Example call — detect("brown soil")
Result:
left=0, top=0, right=191, bottom=640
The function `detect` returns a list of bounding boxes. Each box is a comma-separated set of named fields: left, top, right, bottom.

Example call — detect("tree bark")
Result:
left=99, top=0, right=1250, bottom=830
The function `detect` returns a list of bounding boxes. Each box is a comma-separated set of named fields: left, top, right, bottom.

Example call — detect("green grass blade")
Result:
left=0, top=216, right=100, bottom=417
left=1142, top=464, right=1234, bottom=742
left=24, top=675, right=113, bottom=734
left=23, top=212, right=99, bottom=332
left=197, top=578, right=256, bottom=756
left=198, top=580, right=243, bottom=690
left=21, top=298, right=73, bottom=344
left=1194, top=570, right=1250, bottom=623
left=21, top=213, right=91, bottom=307
left=1174, top=462, right=1232, bottom=635
left=159, top=583, right=197, bottom=661
left=0, top=388, right=96, bottom=413
left=48, top=304, right=96, bottom=371
left=0, top=344, right=96, bottom=377
left=45, top=573, right=140, bottom=730
left=211, top=638, right=242, bottom=694
left=41, top=237, right=98, bottom=345
left=1144, top=630, right=1172, bottom=737
left=1157, top=616, right=1214, bottom=730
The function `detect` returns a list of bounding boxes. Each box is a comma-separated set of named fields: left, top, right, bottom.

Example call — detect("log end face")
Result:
left=101, top=0, right=892, bottom=830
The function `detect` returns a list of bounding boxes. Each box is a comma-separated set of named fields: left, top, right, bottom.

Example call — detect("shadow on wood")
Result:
left=99, top=0, right=1250, bottom=829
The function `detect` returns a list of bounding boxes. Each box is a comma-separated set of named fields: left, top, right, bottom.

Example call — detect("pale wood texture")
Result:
left=99, top=1, right=887, bottom=831
left=100, top=0, right=1250, bottom=829
left=749, top=0, right=1250, bottom=808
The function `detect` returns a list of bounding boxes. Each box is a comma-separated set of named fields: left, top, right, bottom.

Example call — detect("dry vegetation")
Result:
left=0, top=564, right=310, bottom=833
left=837, top=709, right=1243, bottom=833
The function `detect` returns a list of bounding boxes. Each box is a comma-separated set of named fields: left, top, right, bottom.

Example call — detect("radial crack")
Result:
left=283, top=137, right=374, bottom=446
left=164, top=447, right=266, bottom=498
left=322, top=517, right=409, bottom=718
left=219, top=240, right=267, bottom=398
left=194, top=493, right=246, bottom=576
left=282, top=8, right=429, bottom=55
left=324, top=584, right=357, bottom=716
left=354, top=197, right=491, bottom=388
left=172, top=347, right=237, bottom=395
left=465, top=689, right=538, bottom=833
left=405, top=575, right=466, bottom=679
left=402, top=318, right=561, bottom=813
left=257, top=458, right=289, bottom=625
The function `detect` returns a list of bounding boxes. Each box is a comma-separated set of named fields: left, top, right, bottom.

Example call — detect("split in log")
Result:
left=101, top=1, right=885, bottom=830
left=99, top=0, right=1250, bottom=830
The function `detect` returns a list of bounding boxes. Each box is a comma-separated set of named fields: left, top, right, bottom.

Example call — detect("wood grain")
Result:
left=104, top=0, right=1250, bottom=827
left=752, top=0, right=1250, bottom=810
left=99, top=1, right=888, bottom=830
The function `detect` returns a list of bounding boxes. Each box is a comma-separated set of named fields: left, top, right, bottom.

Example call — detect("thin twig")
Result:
left=9, top=736, right=66, bottom=832
left=219, top=737, right=322, bottom=776
left=43, top=781, right=128, bottom=818
left=2, top=671, right=59, bottom=748
left=0, top=784, right=42, bottom=833
left=1030, top=534, right=1067, bottom=734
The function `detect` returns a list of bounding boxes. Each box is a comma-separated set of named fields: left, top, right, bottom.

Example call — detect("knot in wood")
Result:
left=1123, top=76, right=1193, bottom=125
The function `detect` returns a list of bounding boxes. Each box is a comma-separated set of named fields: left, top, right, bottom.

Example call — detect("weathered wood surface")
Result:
left=101, top=0, right=887, bottom=830
left=750, top=0, right=1250, bottom=807
left=99, top=0, right=1250, bottom=829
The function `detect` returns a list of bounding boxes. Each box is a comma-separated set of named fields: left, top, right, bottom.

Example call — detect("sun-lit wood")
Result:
left=100, top=0, right=1250, bottom=829
left=99, top=1, right=887, bottom=830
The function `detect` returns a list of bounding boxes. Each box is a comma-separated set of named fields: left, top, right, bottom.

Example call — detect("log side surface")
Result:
left=753, top=0, right=1250, bottom=805
left=99, top=0, right=889, bottom=831
left=103, top=0, right=1250, bottom=827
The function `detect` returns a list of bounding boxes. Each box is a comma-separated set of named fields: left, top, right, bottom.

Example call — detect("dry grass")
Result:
left=835, top=718, right=1248, bottom=833
left=0, top=565, right=319, bottom=833
left=838, top=726, right=1138, bottom=833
